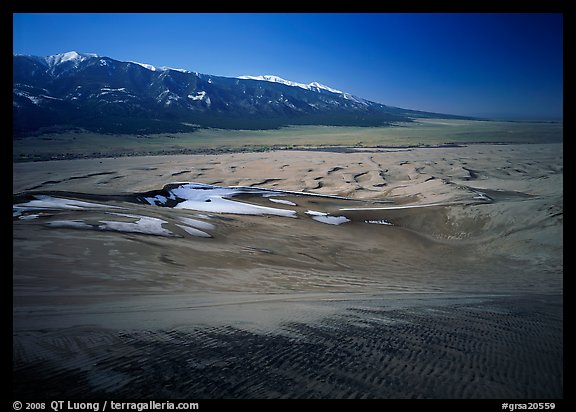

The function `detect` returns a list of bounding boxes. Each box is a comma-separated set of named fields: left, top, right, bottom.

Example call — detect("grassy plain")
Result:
left=13, top=118, right=562, bottom=161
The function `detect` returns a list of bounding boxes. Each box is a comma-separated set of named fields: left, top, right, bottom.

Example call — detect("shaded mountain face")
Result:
left=13, top=52, right=466, bottom=136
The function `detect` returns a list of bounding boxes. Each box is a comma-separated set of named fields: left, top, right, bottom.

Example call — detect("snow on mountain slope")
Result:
left=238, top=75, right=343, bottom=94
left=26, top=52, right=347, bottom=97
left=130, top=61, right=190, bottom=73
left=130, top=61, right=159, bottom=71
left=238, top=74, right=367, bottom=104
left=44, top=51, right=99, bottom=67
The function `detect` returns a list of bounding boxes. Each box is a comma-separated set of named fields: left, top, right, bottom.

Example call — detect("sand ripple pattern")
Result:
left=13, top=294, right=562, bottom=399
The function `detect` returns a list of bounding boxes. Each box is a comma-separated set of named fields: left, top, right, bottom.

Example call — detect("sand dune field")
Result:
left=13, top=143, right=562, bottom=398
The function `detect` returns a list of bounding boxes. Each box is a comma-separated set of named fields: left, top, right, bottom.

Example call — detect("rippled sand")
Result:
left=13, top=143, right=563, bottom=398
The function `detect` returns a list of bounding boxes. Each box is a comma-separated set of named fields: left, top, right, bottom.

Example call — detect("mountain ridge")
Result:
left=13, top=51, right=472, bottom=136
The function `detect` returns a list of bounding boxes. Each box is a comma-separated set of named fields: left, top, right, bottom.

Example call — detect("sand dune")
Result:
left=13, top=293, right=562, bottom=399
left=13, top=143, right=562, bottom=398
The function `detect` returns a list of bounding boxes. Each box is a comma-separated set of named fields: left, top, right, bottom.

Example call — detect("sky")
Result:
left=13, top=13, right=563, bottom=120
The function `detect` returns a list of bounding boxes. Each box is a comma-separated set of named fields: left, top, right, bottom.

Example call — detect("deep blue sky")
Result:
left=13, top=13, right=563, bottom=120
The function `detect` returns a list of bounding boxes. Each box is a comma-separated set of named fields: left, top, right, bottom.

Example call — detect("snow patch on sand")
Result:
left=14, top=195, right=122, bottom=212
left=46, top=220, right=93, bottom=229
left=167, top=183, right=297, bottom=218
left=177, top=216, right=216, bottom=231
left=306, top=210, right=350, bottom=225
left=269, top=198, right=297, bottom=206
left=365, top=219, right=393, bottom=226
left=176, top=224, right=212, bottom=238
left=99, top=213, right=174, bottom=237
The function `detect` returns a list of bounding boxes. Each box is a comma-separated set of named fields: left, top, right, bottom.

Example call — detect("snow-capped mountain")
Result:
left=238, top=75, right=344, bottom=95
left=129, top=60, right=191, bottom=74
left=44, top=51, right=99, bottom=67
left=238, top=75, right=367, bottom=104
left=13, top=52, right=467, bottom=136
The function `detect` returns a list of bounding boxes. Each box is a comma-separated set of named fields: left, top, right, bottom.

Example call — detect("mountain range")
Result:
left=13, top=51, right=470, bottom=136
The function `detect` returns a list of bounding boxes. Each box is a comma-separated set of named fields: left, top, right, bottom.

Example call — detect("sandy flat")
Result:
left=13, top=143, right=563, bottom=398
